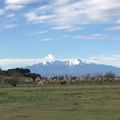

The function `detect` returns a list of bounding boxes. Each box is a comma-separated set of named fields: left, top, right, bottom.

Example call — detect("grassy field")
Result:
left=0, top=85, right=120, bottom=120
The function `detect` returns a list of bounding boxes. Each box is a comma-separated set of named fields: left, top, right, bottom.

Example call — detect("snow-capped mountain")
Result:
left=27, top=59, right=120, bottom=77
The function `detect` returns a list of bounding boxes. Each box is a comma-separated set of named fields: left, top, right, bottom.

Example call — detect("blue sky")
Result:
left=0, top=0, right=120, bottom=69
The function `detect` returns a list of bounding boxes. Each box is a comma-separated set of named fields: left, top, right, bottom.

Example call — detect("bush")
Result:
left=7, top=76, right=19, bottom=87
left=104, top=72, right=116, bottom=79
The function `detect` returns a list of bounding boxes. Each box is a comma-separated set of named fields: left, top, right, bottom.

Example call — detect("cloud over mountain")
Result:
left=0, top=54, right=120, bottom=70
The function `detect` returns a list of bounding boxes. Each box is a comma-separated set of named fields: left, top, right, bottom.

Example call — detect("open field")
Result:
left=0, top=85, right=120, bottom=120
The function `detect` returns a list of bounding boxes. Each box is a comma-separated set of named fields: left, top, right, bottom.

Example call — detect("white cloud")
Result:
left=25, top=12, right=55, bottom=23
left=116, top=19, right=120, bottom=24
left=5, top=0, right=44, bottom=10
left=73, top=34, right=108, bottom=40
left=36, top=31, right=48, bottom=34
left=109, top=26, right=120, bottom=30
left=0, top=58, right=41, bottom=70
left=63, top=35, right=71, bottom=38
left=53, top=26, right=71, bottom=30
left=44, top=54, right=55, bottom=62
left=84, top=55, right=120, bottom=67
left=0, top=54, right=55, bottom=69
left=5, top=4, right=24, bottom=10
left=6, top=13, right=15, bottom=18
left=0, top=23, right=18, bottom=29
left=0, top=59, right=39, bottom=65
left=25, top=12, right=38, bottom=21
left=0, top=9, right=5, bottom=15
left=52, top=25, right=81, bottom=31
left=39, top=38, right=51, bottom=42
left=25, top=0, right=120, bottom=31
left=5, top=0, right=42, bottom=5
left=29, top=30, right=48, bottom=36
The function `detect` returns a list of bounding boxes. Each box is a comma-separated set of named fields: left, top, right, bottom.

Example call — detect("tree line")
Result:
left=0, top=68, right=41, bottom=86
left=0, top=68, right=119, bottom=87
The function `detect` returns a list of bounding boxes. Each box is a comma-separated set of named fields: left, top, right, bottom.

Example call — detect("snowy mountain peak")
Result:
left=28, top=56, right=120, bottom=77
left=39, top=54, right=95, bottom=66
left=82, top=60, right=95, bottom=64
left=67, top=59, right=81, bottom=66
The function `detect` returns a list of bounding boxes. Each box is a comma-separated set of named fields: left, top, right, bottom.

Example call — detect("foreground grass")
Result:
left=0, top=85, right=120, bottom=120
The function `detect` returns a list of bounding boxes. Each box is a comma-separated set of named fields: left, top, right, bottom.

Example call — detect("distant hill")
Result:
left=27, top=59, right=120, bottom=77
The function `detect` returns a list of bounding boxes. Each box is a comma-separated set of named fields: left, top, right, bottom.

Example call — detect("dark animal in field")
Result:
left=60, top=80, right=66, bottom=85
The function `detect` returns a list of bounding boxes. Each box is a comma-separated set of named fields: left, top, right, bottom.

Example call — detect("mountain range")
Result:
left=27, top=59, right=120, bottom=77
